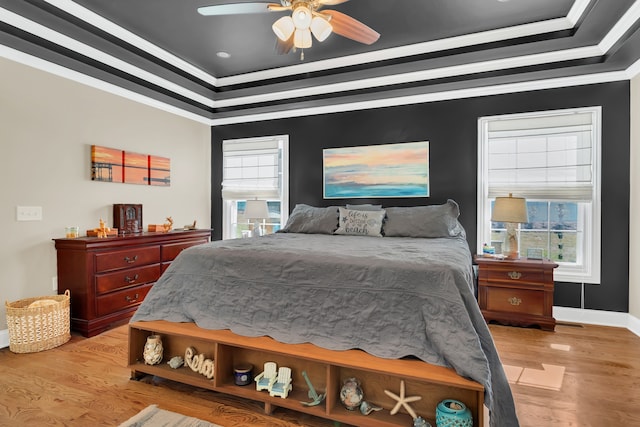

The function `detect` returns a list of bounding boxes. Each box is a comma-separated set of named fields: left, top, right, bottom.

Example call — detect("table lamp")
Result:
left=491, top=193, right=528, bottom=258
left=244, top=200, right=269, bottom=237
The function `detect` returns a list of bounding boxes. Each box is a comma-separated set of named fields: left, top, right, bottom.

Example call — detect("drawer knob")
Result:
left=125, top=293, right=140, bottom=303
left=124, top=274, right=139, bottom=284
left=508, top=297, right=522, bottom=306
left=124, top=255, right=139, bottom=264
left=507, top=271, right=522, bottom=280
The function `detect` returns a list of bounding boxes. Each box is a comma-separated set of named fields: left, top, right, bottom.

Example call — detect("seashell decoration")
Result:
left=143, top=335, right=163, bottom=365
left=167, top=356, right=184, bottom=369
left=184, top=346, right=214, bottom=379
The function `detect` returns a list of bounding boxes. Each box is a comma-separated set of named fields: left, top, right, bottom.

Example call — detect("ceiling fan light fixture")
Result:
left=310, top=16, right=332, bottom=42
left=272, top=16, right=295, bottom=41
left=292, top=5, right=312, bottom=29
left=294, top=28, right=312, bottom=48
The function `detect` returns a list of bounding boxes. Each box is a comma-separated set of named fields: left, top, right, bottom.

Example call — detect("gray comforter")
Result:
left=132, top=233, right=519, bottom=427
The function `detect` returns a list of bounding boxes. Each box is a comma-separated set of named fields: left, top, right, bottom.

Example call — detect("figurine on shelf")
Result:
left=86, top=219, right=117, bottom=237
left=413, top=416, right=432, bottom=427
left=162, top=216, right=174, bottom=232
left=384, top=380, right=422, bottom=419
left=183, top=220, right=197, bottom=230
left=359, top=401, right=383, bottom=415
left=96, top=218, right=109, bottom=238
left=167, top=356, right=184, bottom=369
left=300, top=371, right=325, bottom=406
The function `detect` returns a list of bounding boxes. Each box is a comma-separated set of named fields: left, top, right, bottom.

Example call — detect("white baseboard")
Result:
left=1, top=309, right=638, bottom=349
left=554, top=306, right=640, bottom=337
left=628, top=313, right=640, bottom=337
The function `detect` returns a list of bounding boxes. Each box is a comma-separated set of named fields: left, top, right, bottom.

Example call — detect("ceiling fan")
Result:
left=197, top=0, right=380, bottom=59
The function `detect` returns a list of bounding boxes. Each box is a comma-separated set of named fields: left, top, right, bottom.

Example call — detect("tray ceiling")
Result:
left=1, top=0, right=640, bottom=124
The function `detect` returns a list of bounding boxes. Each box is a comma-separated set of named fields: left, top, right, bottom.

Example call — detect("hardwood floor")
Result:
left=0, top=322, right=638, bottom=426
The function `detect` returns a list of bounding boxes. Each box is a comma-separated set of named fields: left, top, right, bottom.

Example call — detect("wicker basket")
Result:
left=5, top=289, right=71, bottom=353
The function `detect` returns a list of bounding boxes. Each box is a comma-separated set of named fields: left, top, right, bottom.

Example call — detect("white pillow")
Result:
left=334, top=207, right=386, bottom=237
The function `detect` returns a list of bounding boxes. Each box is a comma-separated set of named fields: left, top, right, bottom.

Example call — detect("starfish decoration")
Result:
left=383, top=380, right=422, bottom=419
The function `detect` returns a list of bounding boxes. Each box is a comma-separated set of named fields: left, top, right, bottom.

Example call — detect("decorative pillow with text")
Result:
left=334, top=207, right=386, bottom=237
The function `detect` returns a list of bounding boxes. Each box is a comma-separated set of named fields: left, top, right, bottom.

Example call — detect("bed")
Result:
left=131, top=201, right=519, bottom=427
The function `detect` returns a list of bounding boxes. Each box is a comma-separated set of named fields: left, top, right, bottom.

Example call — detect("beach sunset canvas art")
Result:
left=91, top=145, right=170, bottom=186
left=323, top=141, right=429, bottom=198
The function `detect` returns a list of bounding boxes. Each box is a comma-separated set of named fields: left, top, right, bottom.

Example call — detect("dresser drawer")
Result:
left=481, top=266, right=545, bottom=284
left=162, top=239, right=208, bottom=262
left=96, top=283, right=153, bottom=317
left=96, top=264, right=161, bottom=294
left=95, top=246, right=161, bottom=273
left=485, top=286, right=545, bottom=316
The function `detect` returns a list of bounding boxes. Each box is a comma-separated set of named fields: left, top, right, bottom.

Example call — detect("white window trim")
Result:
left=222, top=135, right=289, bottom=240
left=477, top=107, right=601, bottom=284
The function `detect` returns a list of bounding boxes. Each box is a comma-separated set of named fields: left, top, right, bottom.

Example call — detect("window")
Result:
left=222, top=135, right=289, bottom=240
left=477, top=107, right=601, bottom=283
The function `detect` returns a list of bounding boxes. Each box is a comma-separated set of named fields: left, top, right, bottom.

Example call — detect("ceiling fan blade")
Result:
left=321, top=10, right=379, bottom=45
left=197, top=2, right=283, bottom=16
left=318, top=0, right=350, bottom=5
left=275, top=35, right=294, bottom=55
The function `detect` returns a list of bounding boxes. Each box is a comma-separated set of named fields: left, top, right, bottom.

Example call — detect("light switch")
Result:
left=16, top=206, right=43, bottom=221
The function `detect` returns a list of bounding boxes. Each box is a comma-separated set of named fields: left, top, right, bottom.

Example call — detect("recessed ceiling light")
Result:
left=216, top=51, right=231, bottom=58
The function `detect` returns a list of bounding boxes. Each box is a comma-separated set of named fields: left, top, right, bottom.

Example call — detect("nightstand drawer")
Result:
left=485, top=286, right=544, bottom=316
left=480, top=266, right=545, bottom=284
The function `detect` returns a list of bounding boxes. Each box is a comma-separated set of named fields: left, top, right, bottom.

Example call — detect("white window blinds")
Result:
left=486, top=110, right=597, bottom=201
left=222, top=138, right=283, bottom=200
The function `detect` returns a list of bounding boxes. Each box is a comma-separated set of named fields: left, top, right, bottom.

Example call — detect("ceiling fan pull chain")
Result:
left=300, top=49, right=304, bottom=60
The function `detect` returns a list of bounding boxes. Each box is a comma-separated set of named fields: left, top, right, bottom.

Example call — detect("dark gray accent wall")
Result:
left=211, top=81, right=630, bottom=313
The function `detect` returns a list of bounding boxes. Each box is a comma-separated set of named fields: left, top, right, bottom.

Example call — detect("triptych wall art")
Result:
left=91, top=145, right=170, bottom=186
left=323, top=141, right=430, bottom=199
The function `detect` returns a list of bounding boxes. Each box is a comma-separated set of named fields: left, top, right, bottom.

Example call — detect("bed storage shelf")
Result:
left=128, top=320, right=484, bottom=427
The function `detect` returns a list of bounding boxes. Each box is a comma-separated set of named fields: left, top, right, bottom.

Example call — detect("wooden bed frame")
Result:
left=129, top=320, right=484, bottom=427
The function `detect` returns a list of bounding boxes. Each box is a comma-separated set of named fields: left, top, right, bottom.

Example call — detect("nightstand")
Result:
left=474, top=256, right=558, bottom=331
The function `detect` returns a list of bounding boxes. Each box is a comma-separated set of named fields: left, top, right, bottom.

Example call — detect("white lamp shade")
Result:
left=310, top=16, right=332, bottom=42
left=272, top=16, right=295, bottom=41
left=292, top=6, right=312, bottom=29
left=243, top=200, right=269, bottom=219
left=491, top=194, right=528, bottom=223
left=294, top=28, right=312, bottom=48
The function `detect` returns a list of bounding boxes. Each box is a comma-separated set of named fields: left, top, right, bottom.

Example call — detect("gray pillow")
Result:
left=279, top=204, right=339, bottom=234
left=345, top=204, right=383, bottom=211
left=383, top=199, right=462, bottom=238
left=334, top=207, right=385, bottom=237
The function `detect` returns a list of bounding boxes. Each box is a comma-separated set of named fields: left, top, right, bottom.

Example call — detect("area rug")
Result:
left=118, top=404, right=223, bottom=427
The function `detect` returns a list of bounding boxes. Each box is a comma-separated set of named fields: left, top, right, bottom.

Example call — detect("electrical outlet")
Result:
left=16, top=206, right=43, bottom=221
left=52, top=276, right=58, bottom=291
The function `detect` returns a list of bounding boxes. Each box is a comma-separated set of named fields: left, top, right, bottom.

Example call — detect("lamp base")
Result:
left=504, top=223, right=520, bottom=259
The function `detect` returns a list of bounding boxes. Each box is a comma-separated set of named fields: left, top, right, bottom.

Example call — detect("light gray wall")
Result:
left=0, top=57, right=211, bottom=331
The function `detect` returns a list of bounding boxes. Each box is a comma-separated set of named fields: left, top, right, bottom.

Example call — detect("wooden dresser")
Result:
left=475, top=256, right=558, bottom=331
left=54, top=229, right=211, bottom=337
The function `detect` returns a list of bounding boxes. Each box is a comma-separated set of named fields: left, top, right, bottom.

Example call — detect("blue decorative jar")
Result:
left=436, top=399, right=472, bottom=427
left=233, top=364, right=253, bottom=386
